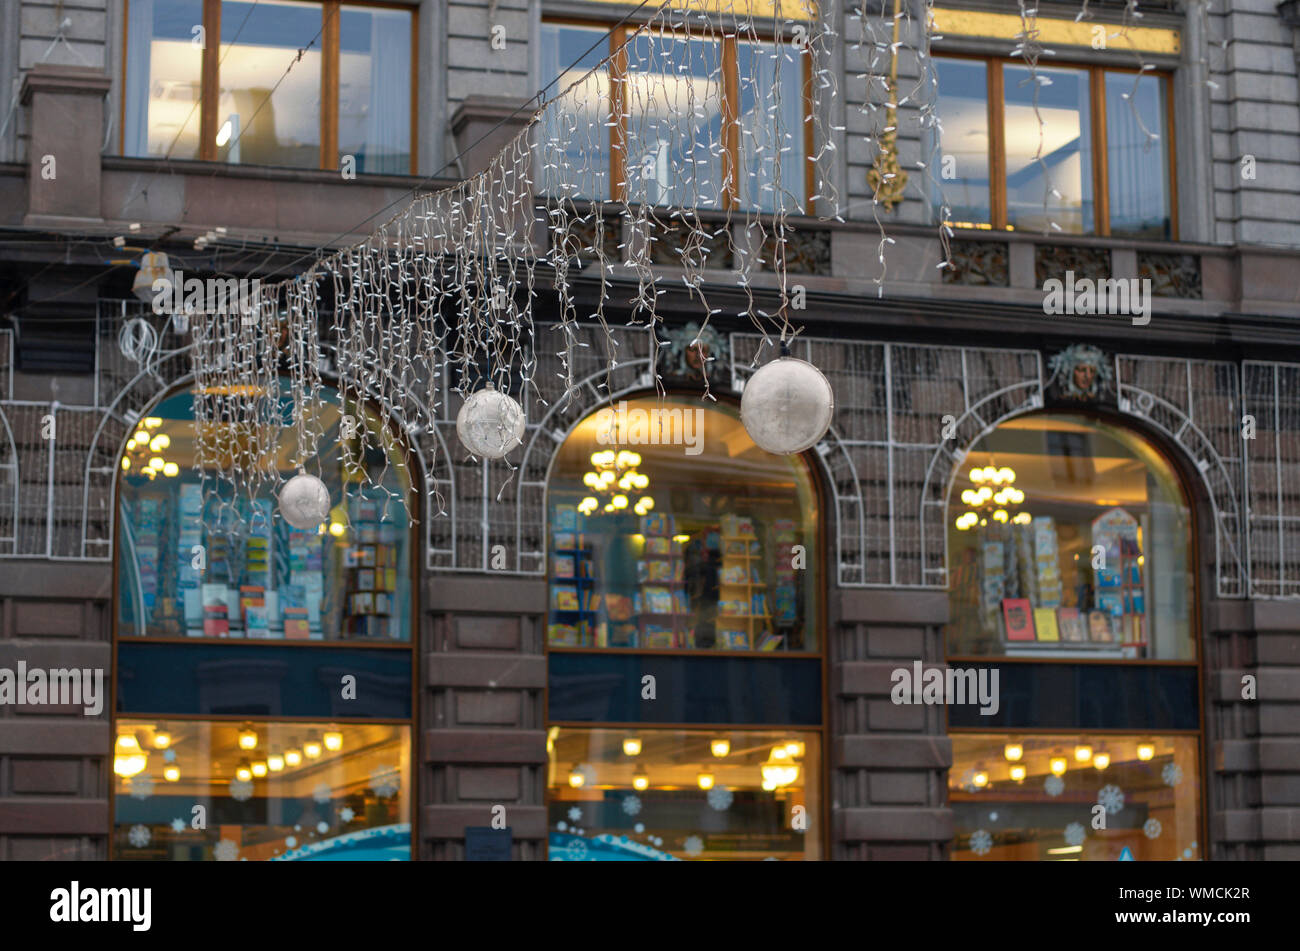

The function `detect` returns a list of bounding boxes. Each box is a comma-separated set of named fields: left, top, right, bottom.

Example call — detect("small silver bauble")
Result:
left=740, top=356, right=834, bottom=454
left=278, top=469, right=331, bottom=530
left=456, top=384, right=526, bottom=459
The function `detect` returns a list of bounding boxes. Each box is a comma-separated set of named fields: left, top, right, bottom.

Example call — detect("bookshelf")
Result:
left=634, top=523, right=688, bottom=648
left=718, top=514, right=769, bottom=650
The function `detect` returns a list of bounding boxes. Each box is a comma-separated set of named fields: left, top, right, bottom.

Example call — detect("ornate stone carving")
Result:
left=1034, top=244, right=1110, bottom=286
left=942, top=241, right=1009, bottom=287
left=761, top=228, right=831, bottom=276
left=1046, top=343, right=1115, bottom=404
left=1137, top=252, right=1202, bottom=299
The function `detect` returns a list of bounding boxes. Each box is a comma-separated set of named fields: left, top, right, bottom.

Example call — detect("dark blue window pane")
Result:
left=117, top=643, right=412, bottom=719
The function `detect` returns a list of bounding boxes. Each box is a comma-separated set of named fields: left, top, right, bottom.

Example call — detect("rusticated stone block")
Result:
left=11, top=759, right=80, bottom=795
left=456, top=767, right=522, bottom=801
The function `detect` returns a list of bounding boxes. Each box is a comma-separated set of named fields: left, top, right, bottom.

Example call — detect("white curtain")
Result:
left=1107, top=77, right=1166, bottom=234
left=123, top=0, right=154, bottom=156
left=364, top=12, right=409, bottom=174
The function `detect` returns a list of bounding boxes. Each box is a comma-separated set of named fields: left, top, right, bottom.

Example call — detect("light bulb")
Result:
left=238, top=726, right=258, bottom=750
left=1093, top=752, right=1110, bottom=770
left=1137, top=742, right=1155, bottom=761
left=251, top=761, right=267, bottom=778
left=1004, top=742, right=1023, bottom=762
left=268, top=752, right=285, bottom=772
left=162, top=462, right=179, bottom=477
left=304, top=737, right=322, bottom=759
left=568, top=766, right=585, bottom=788
left=969, top=467, right=985, bottom=483
left=113, top=733, right=147, bottom=778
left=973, top=768, right=989, bottom=788
left=121, top=457, right=131, bottom=470
left=235, top=761, right=252, bottom=782
left=612, top=495, right=628, bottom=509
left=285, top=748, right=302, bottom=767
left=323, top=730, right=343, bottom=752
left=328, top=522, right=345, bottom=537
left=1009, top=764, right=1026, bottom=783
left=164, top=765, right=180, bottom=782
left=1075, top=744, right=1093, bottom=763
left=153, top=731, right=172, bottom=749
left=697, top=772, right=714, bottom=790
left=1050, top=756, right=1068, bottom=776
left=633, top=772, right=649, bottom=791
left=133, top=432, right=150, bottom=445
left=149, top=456, right=165, bottom=470
left=711, top=738, right=730, bottom=758
left=622, top=737, right=642, bottom=757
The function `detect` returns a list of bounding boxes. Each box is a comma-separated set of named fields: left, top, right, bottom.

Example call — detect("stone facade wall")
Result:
left=0, top=563, right=111, bottom=860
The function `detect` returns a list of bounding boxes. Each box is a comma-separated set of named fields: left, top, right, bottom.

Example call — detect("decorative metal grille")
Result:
left=0, top=305, right=1291, bottom=600
left=1115, top=354, right=1246, bottom=599
left=731, top=334, right=1043, bottom=587
left=1243, top=361, right=1300, bottom=598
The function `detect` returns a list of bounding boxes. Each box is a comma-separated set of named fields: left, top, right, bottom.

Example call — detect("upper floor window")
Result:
left=929, top=56, right=1173, bottom=238
left=945, top=414, right=1194, bottom=660
left=539, top=19, right=810, bottom=212
left=546, top=395, right=820, bottom=652
left=124, top=0, right=413, bottom=173
left=117, top=381, right=413, bottom=643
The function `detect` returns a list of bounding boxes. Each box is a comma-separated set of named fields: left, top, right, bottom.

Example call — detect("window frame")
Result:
left=540, top=387, right=831, bottom=859
left=941, top=407, right=1209, bottom=858
left=542, top=16, right=817, bottom=212
left=120, top=0, right=419, bottom=174
left=109, top=376, right=421, bottom=857
left=934, top=53, right=1178, bottom=239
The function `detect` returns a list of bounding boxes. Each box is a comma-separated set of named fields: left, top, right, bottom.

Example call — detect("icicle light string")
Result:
left=184, top=0, right=899, bottom=524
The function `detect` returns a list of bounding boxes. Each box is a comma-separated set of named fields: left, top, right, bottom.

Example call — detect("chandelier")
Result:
left=955, top=464, right=1030, bottom=531
left=579, top=450, right=654, bottom=517
left=120, top=417, right=179, bottom=479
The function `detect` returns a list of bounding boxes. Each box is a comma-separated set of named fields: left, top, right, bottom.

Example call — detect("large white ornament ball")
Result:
left=457, top=385, right=526, bottom=460
left=740, top=356, right=834, bottom=455
left=279, top=471, right=331, bottom=530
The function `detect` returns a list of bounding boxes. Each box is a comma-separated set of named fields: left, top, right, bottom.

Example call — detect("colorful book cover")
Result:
left=283, top=608, right=310, bottom=639
left=553, top=556, right=576, bottom=579
left=1057, top=607, right=1086, bottom=642
left=1001, top=598, right=1036, bottom=641
left=1088, top=610, right=1115, bottom=642
left=719, top=628, right=750, bottom=650
left=1033, top=607, right=1060, bottom=642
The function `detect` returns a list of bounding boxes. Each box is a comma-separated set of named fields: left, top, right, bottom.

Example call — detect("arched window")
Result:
left=113, top=379, right=415, bottom=861
left=944, top=413, right=1202, bottom=861
left=546, top=394, right=820, bottom=653
left=544, top=394, right=824, bottom=861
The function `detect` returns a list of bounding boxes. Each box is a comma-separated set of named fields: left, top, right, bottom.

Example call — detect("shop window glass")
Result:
left=930, top=57, right=991, bottom=227
left=539, top=22, right=612, bottom=201
left=113, top=719, right=410, bottom=860
left=735, top=39, right=806, bottom=213
left=217, top=0, right=322, bottom=167
left=946, top=414, right=1193, bottom=660
left=123, top=0, right=205, bottom=158
left=950, top=733, right=1201, bottom=861
left=117, top=382, right=412, bottom=642
left=625, top=32, right=725, bottom=209
left=338, top=5, right=413, bottom=174
left=546, top=395, right=820, bottom=652
left=1004, top=64, right=1093, bottom=233
left=548, top=727, right=821, bottom=860
left=1105, top=71, right=1170, bottom=239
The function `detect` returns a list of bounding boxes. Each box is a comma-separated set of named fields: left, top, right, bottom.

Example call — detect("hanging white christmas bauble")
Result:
left=278, top=470, right=331, bottom=530
left=740, top=356, right=834, bottom=454
left=456, top=384, right=526, bottom=459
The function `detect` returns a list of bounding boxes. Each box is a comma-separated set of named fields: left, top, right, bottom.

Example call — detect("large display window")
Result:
left=116, top=383, right=412, bottom=643
left=547, top=727, right=821, bottom=860
left=112, top=719, right=411, bottom=860
left=950, top=733, right=1201, bottom=861
left=546, top=395, right=820, bottom=652
left=946, top=414, right=1194, bottom=660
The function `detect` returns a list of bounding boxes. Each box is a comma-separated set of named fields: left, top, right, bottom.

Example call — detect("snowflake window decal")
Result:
left=1143, top=819, right=1162, bottom=839
left=1097, top=784, right=1125, bottom=815
left=1064, top=822, right=1086, bottom=847
left=683, top=835, right=704, bottom=857
left=128, top=824, right=151, bottom=848
left=1162, top=763, right=1183, bottom=787
left=214, top=839, right=239, bottom=862
left=127, top=774, right=154, bottom=800
left=1044, top=775, right=1064, bottom=797
left=969, top=829, right=993, bottom=856
left=622, top=794, right=642, bottom=816
left=229, top=779, right=254, bottom=802
left=371, top=766, right=400, bottom=799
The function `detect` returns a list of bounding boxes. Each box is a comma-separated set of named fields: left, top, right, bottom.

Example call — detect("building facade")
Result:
left=0, top=0, right=1297, bottom=862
